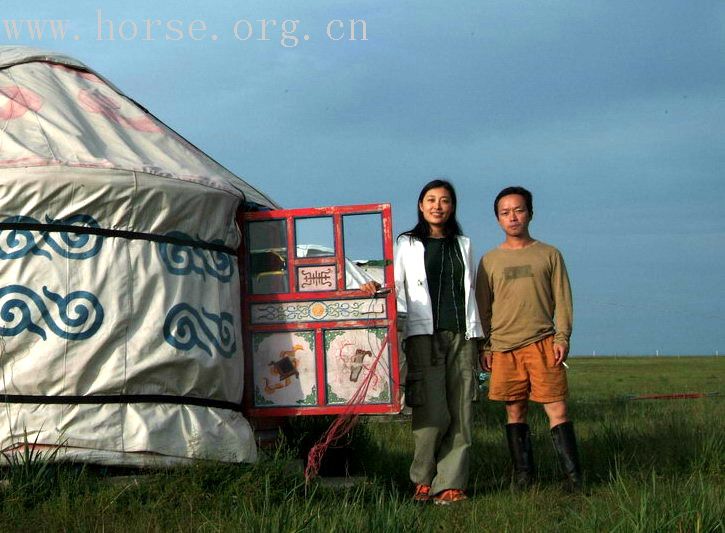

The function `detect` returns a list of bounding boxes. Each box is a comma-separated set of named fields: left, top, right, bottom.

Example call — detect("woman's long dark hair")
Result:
left=399, top=179, right=463, bottom=241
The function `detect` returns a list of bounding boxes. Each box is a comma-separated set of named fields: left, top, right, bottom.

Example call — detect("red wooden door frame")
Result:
left=238, top=203, right=400, bottom=417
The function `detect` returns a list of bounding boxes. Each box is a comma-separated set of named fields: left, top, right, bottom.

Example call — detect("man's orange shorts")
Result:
left=488, top=335, right=568, bottom=403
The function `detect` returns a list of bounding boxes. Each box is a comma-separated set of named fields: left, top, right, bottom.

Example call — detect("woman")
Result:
left=364, top=179, right=482, bottom=505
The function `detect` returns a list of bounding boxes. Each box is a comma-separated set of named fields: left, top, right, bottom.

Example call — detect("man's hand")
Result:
left=553, top=343, right=569, bottom=366
left=479, top=349, right=493, bottom=372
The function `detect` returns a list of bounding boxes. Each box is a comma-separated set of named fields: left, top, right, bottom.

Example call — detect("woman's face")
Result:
left=419, top=186, right=454, bottom=233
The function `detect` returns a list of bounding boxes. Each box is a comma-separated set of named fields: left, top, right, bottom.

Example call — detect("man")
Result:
left=476, top=186, right=583, bottom=491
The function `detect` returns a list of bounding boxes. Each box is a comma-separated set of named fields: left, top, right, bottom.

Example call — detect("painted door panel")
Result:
left=240, top=204, right=400, bottom=416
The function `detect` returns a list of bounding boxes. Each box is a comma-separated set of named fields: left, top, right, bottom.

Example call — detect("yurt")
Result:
left=0, top=46, right=278, bottom=465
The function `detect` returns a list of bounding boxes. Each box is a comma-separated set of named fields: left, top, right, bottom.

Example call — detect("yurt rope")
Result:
left=0, top=222, right=235, bottom=254
left=0, top=393, right=244, bottom=411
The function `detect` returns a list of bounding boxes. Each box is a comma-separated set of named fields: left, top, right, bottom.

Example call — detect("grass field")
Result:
left=1, top=357, right=722, bottom=532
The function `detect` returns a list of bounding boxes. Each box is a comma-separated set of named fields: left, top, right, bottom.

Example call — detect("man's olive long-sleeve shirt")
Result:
left=476, top=241, right=573, bottom=352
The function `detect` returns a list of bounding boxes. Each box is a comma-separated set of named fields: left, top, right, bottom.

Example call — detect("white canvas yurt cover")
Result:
left=0, top=46, right=277, bottom=465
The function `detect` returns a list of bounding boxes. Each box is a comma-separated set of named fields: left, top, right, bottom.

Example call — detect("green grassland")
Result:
left=1, top=357, right=723, bottom=532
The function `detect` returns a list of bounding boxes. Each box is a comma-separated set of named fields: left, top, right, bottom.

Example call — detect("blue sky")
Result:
left=4, top=1, right=725, bottom=355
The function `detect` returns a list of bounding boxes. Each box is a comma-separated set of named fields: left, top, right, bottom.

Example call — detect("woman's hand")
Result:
left=359, top=281, right=382, bottom=296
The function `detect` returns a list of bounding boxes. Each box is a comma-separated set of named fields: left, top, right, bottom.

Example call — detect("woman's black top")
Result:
left=423, top=236, right=466, bottom=333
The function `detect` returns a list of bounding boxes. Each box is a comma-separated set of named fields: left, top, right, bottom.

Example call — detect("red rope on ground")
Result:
left=304, top=333, right=390, bottom=482
left=627, top=392, right=719, bottom=400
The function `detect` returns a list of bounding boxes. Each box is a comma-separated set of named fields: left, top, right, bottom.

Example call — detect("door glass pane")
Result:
left=295, top=217, right=334, bottom=258
left=343, top=213, right=384, bottom=289
left=247, top=219, right=288, bottom=294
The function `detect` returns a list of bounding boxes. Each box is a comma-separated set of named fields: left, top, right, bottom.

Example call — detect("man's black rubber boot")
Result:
left=506, top=423, right=536, bottom=490
left=550, top=421, right=584, bottom=492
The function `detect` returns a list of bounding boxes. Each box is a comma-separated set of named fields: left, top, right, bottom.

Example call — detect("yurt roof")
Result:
left=0, top=46, right=279, bottom=209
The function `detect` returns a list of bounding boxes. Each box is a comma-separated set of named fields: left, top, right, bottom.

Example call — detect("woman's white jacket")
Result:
left=394, top=234, right=483, bottom=340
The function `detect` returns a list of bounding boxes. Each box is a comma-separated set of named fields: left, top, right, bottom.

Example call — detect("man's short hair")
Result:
left=494, top=186, right=533, bottom=216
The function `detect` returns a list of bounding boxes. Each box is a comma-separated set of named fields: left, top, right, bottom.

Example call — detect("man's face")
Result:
left=496, top=194, right=531, bottom=237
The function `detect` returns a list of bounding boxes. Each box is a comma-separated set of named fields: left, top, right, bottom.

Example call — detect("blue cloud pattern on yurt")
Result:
left=0, top=285, right=104, bottom=340
left=163, top=303, right=236, bottom=358
left=0, top=214, right=103, bottom=260
left=157, top=231, right=233, bottom=282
